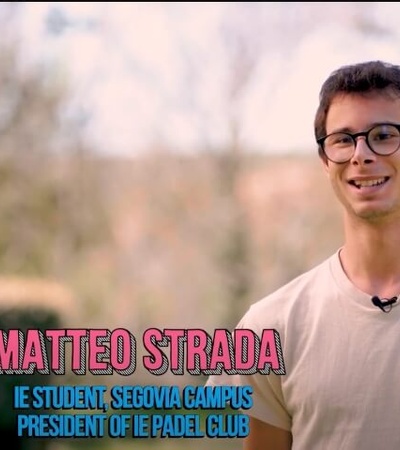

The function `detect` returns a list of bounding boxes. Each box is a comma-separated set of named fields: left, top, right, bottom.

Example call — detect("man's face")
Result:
left=323, top=92, right=400, bottom=222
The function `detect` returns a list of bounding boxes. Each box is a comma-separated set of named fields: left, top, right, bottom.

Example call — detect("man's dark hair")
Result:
left=314, top=60, right=400, bottom=160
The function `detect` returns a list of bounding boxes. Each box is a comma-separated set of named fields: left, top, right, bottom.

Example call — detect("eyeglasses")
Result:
left=317, top=123, right=400, bottom=163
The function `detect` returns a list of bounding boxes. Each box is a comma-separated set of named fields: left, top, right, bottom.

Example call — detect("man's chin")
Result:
left=350, top=205, right=394, bottom=222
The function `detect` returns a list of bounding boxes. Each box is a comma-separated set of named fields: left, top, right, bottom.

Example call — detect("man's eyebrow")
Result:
left=327, top=122, right=395, bottom=134
left=327, top=127, right=353, bottom=134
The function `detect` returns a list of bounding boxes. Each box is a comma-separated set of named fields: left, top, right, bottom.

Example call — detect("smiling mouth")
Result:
left=349, top=177, right=390, bottom=189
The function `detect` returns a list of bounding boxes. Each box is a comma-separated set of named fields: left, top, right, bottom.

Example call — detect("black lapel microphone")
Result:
left=371, top=295, right=398, bottom=313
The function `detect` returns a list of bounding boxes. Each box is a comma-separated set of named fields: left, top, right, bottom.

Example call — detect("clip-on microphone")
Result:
left=371, top=295, right=398, bottom=313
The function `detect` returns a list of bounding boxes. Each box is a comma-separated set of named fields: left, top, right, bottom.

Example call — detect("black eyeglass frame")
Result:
left=316, top=123, right=400, bottom=163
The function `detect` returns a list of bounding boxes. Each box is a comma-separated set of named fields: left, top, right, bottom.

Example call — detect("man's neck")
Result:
left=340, top=217, right=400, bottom=298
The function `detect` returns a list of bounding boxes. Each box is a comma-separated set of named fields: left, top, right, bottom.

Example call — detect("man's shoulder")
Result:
left=240, top=252, right=336, bottom=325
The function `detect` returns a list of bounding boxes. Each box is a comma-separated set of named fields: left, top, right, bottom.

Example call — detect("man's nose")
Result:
left=350, top=136, right=376, bottom=164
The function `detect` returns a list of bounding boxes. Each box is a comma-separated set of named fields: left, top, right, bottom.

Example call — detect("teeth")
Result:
left=353, top=178, right=386, bottom=188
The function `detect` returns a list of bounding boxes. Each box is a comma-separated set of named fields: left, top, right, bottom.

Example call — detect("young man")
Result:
left=207, top=60, right=400, bottom=449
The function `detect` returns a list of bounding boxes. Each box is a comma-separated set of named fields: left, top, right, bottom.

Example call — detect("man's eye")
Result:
left=329, top=134, right=352, bottom=146
left=372, top=132, right=394, bottom=141
left=370, top=125, right=400, bottom=142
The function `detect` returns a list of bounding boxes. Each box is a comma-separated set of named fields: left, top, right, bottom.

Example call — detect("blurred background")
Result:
left=0, top=2, right=399, bottom=449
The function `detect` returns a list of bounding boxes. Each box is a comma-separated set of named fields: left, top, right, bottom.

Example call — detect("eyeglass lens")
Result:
left=323, top=124, right=400, bottom=163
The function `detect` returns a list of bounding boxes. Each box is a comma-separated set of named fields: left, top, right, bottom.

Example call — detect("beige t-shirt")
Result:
left=207, top=250, right=400, bottom=449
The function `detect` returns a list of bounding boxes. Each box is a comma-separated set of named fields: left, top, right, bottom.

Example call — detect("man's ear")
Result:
left=319, top=153, right=330, bottom=175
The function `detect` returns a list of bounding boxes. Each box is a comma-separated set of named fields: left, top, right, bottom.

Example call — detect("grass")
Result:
left=44, top=409, right=245, bottom=450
